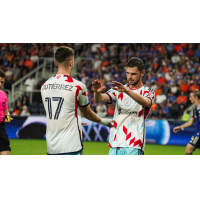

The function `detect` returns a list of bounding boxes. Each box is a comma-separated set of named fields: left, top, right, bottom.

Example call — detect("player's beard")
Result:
left=128, top=75, right=141, bottom=86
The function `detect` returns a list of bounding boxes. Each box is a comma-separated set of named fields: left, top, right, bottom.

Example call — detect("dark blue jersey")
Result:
left=192, top=103, right=200, bottom=136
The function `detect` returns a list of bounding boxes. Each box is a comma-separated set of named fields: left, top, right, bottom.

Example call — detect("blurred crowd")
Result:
left=0, top=43, right=83, bottom=90
left=1, top=43, right=200, bottom=120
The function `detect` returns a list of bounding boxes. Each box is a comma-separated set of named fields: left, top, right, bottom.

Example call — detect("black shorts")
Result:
left=189, top=135, right=200, bottom=151
left=0, top=123, right=11, bottom=152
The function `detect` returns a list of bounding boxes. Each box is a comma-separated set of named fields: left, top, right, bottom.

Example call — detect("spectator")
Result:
left=20, top=106, right=30, bottom=116
left=92, top=56, right=102, bottom=69
left=157, top=73, right=165, bottom=85
left=154, top=84, right=163, bottom=97
left=157, top=108, right=166, bottom=119
left=190, top=80, right=200, bottom=92
left=107, top=104, right=115, bottom=116
left=24, top=56, right=34, bottom=71
left=195, top=44, right=200, bottom=58
left=24, top=76, right=36, bottom=96
left=177, top=91, right=188, bottom=105
left=11, top=105, right=21, bottom=116
left=167, top=92, right=177, bottom=108
left=180, top=79, right=189, bottom=93
left=96, top=103, right=107, bottom=117
left=156, top=90, right=167, bottom=106
left=170, top=82, right=178, bottom=94
left=21, top=95, right=30, bottom=107
left=12, top=62, right=21, bottom=81
left=171, top=52, right=180, bottom=64
left=161, top=103, right=171, bottom=118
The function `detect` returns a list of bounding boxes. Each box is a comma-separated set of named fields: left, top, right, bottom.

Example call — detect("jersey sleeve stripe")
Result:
left=145, top=96, right=153, bottom=107
left=105, top=92, right=113, bottom=104
left=79, top=102, right=89, bottom=107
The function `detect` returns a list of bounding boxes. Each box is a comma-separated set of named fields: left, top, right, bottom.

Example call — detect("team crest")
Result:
left=2, top=102, right=5, bottom=108
left=124, top=99, right=131, bottom=106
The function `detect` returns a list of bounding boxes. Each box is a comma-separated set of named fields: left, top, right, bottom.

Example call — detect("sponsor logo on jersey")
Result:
left=2, top=102, right=5, bottom=108
left=118, top=108, right=137, bottom=115
left=124, top=99, right=131, bottom=106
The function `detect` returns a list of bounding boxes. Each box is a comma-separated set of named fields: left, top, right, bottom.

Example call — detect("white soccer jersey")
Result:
left=41, top=74, right=89, bottom=154
left=106, top=84, right=155, bottom=151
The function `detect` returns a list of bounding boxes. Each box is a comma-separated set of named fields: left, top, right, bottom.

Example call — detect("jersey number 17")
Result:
left=45, top=97, right=64, bottom=120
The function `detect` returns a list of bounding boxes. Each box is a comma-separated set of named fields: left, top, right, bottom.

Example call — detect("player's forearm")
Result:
left=3, top=109, right=9, bottom=116
left=94, top=92, right=103, bottom=103
left=125, top=89, right=150, bottom=107
left=181, top=119, right=194, bottom=129
left=82, top=109, right=101, bottom=123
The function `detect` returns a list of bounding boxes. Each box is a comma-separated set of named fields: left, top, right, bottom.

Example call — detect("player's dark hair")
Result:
left=193, top=89, right=200, bottom=100
left=126, top=57, right=145, bottom=72
left=0, top=70, right=5, bottom=78
left=54, top=46, right=75, bottom=63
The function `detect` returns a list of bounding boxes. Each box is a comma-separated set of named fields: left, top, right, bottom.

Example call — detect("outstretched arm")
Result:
left=79, top=104, right=115, bottom=128
left=173, top=118, right=195, bottom=133
left=111, top=81, right=151, bottom=107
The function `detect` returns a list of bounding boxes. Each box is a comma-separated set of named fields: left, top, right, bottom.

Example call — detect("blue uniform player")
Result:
left=173, top=89, right=200, bottom=155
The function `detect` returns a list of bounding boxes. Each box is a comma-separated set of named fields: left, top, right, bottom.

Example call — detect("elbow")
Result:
left=143, top=102, right=150, bottom=107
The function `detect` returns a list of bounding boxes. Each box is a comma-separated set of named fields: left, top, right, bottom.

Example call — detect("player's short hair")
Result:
left=126, top=57, right=145, bottom=72
left=193, top=89, right=200, bottom=100
left=0, top=70, right=5, bottom=78
left=54, top=46, right=75, bottom=63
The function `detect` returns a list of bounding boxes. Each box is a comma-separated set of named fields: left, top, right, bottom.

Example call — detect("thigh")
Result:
left=189, top=135, right=200, bottom=150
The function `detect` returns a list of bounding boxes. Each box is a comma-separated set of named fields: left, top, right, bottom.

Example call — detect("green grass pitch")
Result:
left=9, top=139, right=200, bottom=155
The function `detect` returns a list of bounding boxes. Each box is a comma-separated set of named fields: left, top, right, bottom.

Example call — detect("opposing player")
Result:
left=41, top=46, right=115, bottom=155
left=0, top=70, right=13, bottom=155
left=92, top=57, right=155, bottom=155
left=173, top=89, right=200, bottom=155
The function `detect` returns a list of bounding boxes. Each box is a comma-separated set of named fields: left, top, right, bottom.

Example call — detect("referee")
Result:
left=0, top=70, right=13, bottom=155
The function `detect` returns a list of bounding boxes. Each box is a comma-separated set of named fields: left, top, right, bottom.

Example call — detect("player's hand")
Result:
left=111, top=81, right=128, bottom=93
left=173, top=126, right=181, bottom=133
left=106, top=120, right=116, bottom=128
left=5, top=117, right=13, bottom=123
left=92, top=79, right=105, bottom=93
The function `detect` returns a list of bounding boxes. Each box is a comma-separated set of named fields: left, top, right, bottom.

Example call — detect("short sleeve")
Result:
left=144, top=87, right=155, bottom=107
left=105, top=88, right=117, bottom=104
left=77, top=84, right=89, bottom=107
left=4, top=96, right=8, bottom=110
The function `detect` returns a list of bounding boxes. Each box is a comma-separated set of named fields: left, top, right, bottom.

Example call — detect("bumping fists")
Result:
left=92, top=79, right=106, bottom=93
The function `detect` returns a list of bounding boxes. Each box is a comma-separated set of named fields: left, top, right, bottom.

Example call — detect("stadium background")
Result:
left=1, top=43, right=200, bottom=155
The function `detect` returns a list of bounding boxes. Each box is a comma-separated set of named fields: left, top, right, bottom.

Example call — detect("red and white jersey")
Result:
left=106, top=84, right=155, bottom=151
left=41, top=74, right=89, bottom=154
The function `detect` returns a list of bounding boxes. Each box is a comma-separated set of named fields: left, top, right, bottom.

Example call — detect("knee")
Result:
left=185, top=145, right=193, bottom=154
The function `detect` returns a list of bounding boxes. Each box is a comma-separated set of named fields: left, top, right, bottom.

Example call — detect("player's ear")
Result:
left=69, top=60, right=73, bottom=67
left=54, top=60, right=58, bottom=67
left=141, top=70, right=145, bottom=76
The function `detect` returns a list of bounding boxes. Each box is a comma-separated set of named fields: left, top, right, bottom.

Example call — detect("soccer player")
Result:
left=41, top=46, right=115, bottom=155
left=92, top=57, right=155, bottom=155
left=173, top=89, right=200, bottom=155
left=0, top=70, right=13, bottom=155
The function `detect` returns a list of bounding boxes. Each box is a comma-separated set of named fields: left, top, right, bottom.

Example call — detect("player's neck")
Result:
left=129, top=82, right=143, bottom=90
left=195, top=100, right=200, bottom=106
left=57, top=67, right=71, bottom=76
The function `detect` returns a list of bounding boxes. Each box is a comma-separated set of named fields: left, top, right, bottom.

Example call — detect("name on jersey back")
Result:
left=42, top=83, right=73, bottom=91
